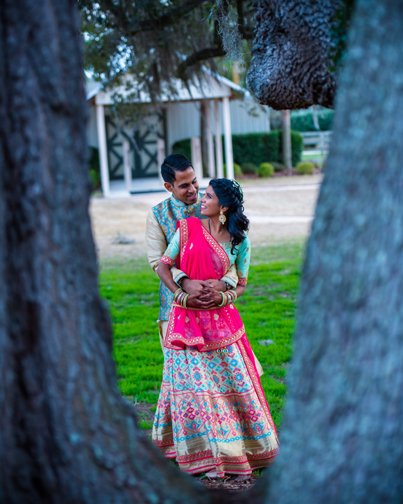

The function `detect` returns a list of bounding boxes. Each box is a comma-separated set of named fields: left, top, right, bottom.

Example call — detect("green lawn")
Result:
left=100, top=240, right=305, bottom=428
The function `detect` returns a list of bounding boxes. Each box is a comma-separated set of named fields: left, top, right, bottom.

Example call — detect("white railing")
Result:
left=301, top=131, right=332, bottom=156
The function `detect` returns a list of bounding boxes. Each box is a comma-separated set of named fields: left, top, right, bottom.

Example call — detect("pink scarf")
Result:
left=165, top=217, right=245, bottom=351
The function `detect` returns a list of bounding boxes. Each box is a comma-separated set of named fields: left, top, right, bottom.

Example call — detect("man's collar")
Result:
left=171, top=193, right=202, bottom=207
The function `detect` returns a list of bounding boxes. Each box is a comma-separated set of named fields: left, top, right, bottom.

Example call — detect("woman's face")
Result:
left=201, top=185, right=222, bottom=217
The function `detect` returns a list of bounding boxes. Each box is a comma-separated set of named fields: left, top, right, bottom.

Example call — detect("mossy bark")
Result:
left=266, top=0, right=403, bottom=502
left=247, top=0, right=340, bottom=110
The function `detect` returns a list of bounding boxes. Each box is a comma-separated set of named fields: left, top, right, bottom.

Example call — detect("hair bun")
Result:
left=231, top=179, right=244, bottom=204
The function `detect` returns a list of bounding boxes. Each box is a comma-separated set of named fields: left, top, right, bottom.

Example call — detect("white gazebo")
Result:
left=86, top=72, right=243, bottom=197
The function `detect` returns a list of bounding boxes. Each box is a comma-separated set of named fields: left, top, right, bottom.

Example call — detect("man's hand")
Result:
left=181, top=278, right=205, bottom=296
left=200, top=280, right=227, bottom=292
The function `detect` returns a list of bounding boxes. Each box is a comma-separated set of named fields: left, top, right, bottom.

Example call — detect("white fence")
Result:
left=301, top=131, right=332, bottom=156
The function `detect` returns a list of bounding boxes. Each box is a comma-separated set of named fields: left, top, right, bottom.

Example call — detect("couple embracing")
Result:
left=146, top=154, right=279, bottom=478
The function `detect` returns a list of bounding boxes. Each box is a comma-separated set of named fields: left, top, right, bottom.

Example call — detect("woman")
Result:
left=152, top=179, right=279, bottom=478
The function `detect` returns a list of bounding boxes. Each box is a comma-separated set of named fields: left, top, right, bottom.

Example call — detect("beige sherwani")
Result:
left=145, top=194, right=263, bottom=376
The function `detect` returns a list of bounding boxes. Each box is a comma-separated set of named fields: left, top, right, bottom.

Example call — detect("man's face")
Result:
left=164, top=167, right=199, bottom=205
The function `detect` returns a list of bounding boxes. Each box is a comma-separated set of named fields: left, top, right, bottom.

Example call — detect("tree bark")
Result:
left=246, top=0, right=340, bottom=110
left=280, top=110, right=292, bottom=170
left=0, top=1, right=213, bottom=502
left=266, top=0, right=403, bottom=502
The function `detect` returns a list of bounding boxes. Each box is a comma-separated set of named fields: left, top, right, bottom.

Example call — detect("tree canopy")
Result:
left=79, top=0, right=255, bottom=100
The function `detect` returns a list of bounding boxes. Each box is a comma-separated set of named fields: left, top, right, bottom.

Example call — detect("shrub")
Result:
left=232, top=132, right=279, bottom=168
left=258, top=163, right=274, bottom=178
left=88, top=146, right=100, bottom=173
left=171, top=138, right=192, bottom=161
left=223, top=163, right=243, bottom=178
left=171, top=130, right=303, bottom=171
left=270, top=161, right=287, bottom=172
left=90, top=169, right=101, bottom=189
left=234, top=163, right=243, bottom=177
left=296, top=161, right=315, bottom=175
left=242, top=162, right=258, bottom=174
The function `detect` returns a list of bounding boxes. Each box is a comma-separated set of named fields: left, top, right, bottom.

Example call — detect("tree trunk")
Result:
left=246, top=0, right=340, bottom=110
left=281, top=110, right=292, bottom=170
left=266, top=0, right=403, bottom=502
left=0, top=2, right=215, bottom=503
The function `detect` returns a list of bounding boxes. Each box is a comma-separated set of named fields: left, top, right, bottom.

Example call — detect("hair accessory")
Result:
left=219, top=210, right=227, bottom=225
left=231, top=180, right=244, bottom=204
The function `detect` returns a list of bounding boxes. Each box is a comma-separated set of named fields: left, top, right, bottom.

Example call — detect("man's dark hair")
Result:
left=161, top=154, right=193, bottom=185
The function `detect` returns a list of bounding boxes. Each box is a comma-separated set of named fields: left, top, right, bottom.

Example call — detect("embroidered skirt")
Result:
left=152, top=337, right=279, bottom=477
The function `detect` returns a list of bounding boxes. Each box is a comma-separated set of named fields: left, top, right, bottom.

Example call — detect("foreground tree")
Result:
left=0, top=1, right=212, bottom=502
left=1, top=0, right=403, bottom=503
left=248, top=0, right=403, bottom=501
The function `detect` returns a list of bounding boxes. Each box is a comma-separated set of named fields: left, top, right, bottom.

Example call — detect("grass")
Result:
left=99, top=240, right=305, bottom=429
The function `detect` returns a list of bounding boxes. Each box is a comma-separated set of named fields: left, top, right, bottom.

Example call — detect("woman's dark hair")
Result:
left=210, top=178, right=249, bottom=254
left=161, top=154, right=193, bottom=185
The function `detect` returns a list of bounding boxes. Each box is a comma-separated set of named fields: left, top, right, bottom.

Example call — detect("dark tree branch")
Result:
left=177, top=46, right=226, bottom=79
left=237, top=0, right=245, bottom=37
left=100, top=0, right=207, bottom=35
left=247, top=0, right=340, bottom=109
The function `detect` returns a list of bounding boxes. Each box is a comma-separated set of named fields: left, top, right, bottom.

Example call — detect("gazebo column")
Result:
left=214, top=99, right=224, bottom=178
left=207, top=102, right=215, bottom=178
left=96, top=104, right=110, bottom=197
left=222, top=96, right=234, bottom=180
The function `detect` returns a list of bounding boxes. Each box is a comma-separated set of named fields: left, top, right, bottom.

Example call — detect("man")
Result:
left=145, top=154, right=238, bottom=350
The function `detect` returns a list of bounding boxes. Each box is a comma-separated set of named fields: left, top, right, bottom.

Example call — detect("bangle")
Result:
left=175, top=289, right=185, bottom=305
left=173, top=288, right=182, bottom=301
left=183, top=293, right=189, bottom=308
left=227, top=290, right=237, bottom=304
left=218, top=291, right=226, bottom=307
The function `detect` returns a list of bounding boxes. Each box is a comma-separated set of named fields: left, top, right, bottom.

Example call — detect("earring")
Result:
left=219, top=210, right=227, bottom=225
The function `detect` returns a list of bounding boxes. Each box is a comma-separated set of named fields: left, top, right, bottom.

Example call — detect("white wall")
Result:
left=87, top=97, right=271, bottom=153
left=166, top=98, right=270, bottom=153
left=87, top=105, right=99, bottom=148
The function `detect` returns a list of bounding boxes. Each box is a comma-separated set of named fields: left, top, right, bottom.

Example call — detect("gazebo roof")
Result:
left=85, top=70, right=248, bottom=104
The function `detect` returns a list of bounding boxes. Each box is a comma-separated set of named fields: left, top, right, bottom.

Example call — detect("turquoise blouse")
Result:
left=164, top=228, right=251, bottom=285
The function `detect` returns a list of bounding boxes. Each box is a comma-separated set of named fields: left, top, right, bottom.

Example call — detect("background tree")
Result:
left=2, top=0, right=402, bottom=503
left=78, top=0, right=255, bottom=98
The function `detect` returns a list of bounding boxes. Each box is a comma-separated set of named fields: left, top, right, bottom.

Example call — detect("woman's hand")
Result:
left=199, top=287, right=223, bottom=306
left=186, top=294, right=216, bottom=310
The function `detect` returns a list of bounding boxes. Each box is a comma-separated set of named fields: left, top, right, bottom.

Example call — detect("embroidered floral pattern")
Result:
left=152, top=341, right=279, bottom=476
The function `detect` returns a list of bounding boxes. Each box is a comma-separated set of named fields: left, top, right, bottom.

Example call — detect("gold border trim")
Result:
left=165, top=323, right=245, bottom=351
left=237, top=339, right=279, bottom=439
left=201, top=226, right=231, bottom=273
left=161, top=255, right=175, bottom=266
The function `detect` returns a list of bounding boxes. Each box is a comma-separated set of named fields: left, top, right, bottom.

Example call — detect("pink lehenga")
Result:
left=152, top=217, right=279, bottom=477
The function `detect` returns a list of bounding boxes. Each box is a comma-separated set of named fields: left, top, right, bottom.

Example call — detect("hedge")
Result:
left=172, top=129, right=303, bottom=170
left=291, top=109, right=334, bottom=132
left=171, top=139, right=192, bottom=162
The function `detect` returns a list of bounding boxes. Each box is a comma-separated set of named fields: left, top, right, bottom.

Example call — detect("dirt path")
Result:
left=90, top=175, right=322, bottom=260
